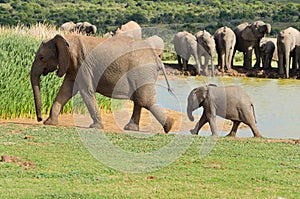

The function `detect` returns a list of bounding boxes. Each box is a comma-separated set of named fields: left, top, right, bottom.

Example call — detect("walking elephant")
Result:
left=195, top=30, right=216, bottom=75
left=214, top=26, right=236, bottom=72
left=233, top=20, right=271, bottom=69
left=30, top=34, right=174, bottom=133
left=187, top=85, right=262, bottom=137
left=277, top=27, right=300, bottom=78
left=259, top=37, right=277, bottom=69
left=115, top=21, right=142, bottom=39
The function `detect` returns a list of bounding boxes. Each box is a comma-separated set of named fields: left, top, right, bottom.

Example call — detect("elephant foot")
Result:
left=190, top=129, right=198, bottom=135
left=124, top=122, right=139, bottom=132
left=89, top=122, right=104, bottom=129
left=44, top=117, right=58, bottom=126
left=163, top=117, right=174, bottom=133
left=227, top=132, right=236, bottom=137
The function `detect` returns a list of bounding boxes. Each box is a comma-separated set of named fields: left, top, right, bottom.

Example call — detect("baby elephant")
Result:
left=187, top=85, right=262, bottom=137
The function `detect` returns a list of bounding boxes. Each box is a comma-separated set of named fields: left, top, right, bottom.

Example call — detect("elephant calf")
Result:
left=187, top=85, right=262, bottom=137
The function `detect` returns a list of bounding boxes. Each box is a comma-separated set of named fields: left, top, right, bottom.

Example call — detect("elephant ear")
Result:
left=54, top=34, right=70, bottom=77
left=241, top=24, right=257, bottom=41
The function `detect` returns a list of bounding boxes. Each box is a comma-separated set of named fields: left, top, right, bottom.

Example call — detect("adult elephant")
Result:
left=60, top=21, right=97, bottom=35
left=214, top=26, right=236, bottom=72
left=195, top=30, right=216, bottom=75
left=173, top=31, right=211, bottom=75
left=30, top=34, right=174, bottom=133
left=277, top=27, right=300, bottom=78
left=115, top=21, right=142, bottom=39
left=59, top=21, right=75, bottom=32
left=233, top=20, right=271, bottom=69
left=73, top=22, right=97, bottom=35
left=259, top=37, right=277, bottom=69
left=187, top=84, right=262, bottom=137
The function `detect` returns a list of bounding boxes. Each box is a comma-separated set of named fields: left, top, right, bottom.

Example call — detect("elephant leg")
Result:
left=78, top=75, right=103, bottom=129
left=124, top=102, right=142, bottom=131
left=220, top=53, right=225, bottom=72
left=227, top=121, right=241, bottom=137
left=247, top=122, right=262, bottom=138
left=208, top=116, right=218, bottom=136
left=135, top=84, right=174, bottom=133
left=190, top=114, right=208, bottom=135
left=254, top=45, right=261, bottom=68
left=177, top=55, right=182, bottom=67
left=44, top=79, right=77, bottom=125
left=244, top=50, right=253, bottom=69
left=182, top=58, right=188, bottom=71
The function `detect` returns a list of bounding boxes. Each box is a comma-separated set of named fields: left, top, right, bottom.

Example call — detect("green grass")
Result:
left=0, top=124, right=299, bottom=198
left=0, top=25, right=116, bottom=119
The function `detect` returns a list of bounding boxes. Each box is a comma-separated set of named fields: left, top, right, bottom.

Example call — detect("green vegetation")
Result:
left=0, top=124, right=299, bottom=198
left=0, top=0, right=299, bottom=35
left=0, top=25, right=115, bottom=119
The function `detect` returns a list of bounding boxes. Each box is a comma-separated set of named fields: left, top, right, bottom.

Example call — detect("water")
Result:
left=156, top=76, right=300, bottom=139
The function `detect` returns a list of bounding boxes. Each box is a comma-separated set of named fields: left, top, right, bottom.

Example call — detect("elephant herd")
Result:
left=174, top=20, right=300, bottom=79
left=31, top=20, right=270, bottom=137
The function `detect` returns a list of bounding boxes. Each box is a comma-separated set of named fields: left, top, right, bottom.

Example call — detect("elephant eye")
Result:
left=40, top=56, right=44, bottom=61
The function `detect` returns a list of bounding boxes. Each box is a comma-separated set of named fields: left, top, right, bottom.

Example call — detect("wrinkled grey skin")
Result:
left=233, top=20, right=271, bottom=69
left=115, top=21, right=142, bottom=39
left=145, top=35, right=164, bottom=59
left=60, top=21, right=97, bottom=35
left=173, top=31, right=210, bottom=75
left=187, top=85, right=262, bottom=137
left=277, top=27, right=300, bottom=78
left=259, top=37, right=277, bottom=69
left=214, top=26, right=236, bottom=72
left=30, top=34, right=174, bottom=133
left=195, top=30, right=216, bottom=75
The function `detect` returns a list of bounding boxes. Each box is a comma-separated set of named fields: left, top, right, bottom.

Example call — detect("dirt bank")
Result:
left=163, top=63, right=300, bottom=79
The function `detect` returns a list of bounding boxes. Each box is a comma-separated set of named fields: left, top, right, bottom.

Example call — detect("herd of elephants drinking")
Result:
left=30, top=20, right=300, bottom=138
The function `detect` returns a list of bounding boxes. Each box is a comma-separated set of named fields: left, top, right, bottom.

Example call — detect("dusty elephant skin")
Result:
left=233, top=20, right=271, bottom=69
left=277, top=27, right=300, bottom=78
left=214, top=26, right=236, bottom=73
left=30, top=34, right=174, bottom=133
left=173, top=31, right=213, bottom=75
left=187, top=84, right=262, bottom=137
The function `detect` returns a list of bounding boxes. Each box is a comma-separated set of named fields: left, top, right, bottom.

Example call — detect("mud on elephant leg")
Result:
left=190, top=114, right=208, bottom=135
left=124, top=102, right=142, bottom=131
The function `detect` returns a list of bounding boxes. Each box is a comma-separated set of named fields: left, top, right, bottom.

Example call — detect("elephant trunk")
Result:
left=285, top=49, right=290, bottom=78
left=187, top=105, right=195, bottom=121
left=30, top=67, right=43, bottom=122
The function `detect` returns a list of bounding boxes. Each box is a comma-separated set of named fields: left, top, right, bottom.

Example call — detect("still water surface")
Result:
left=156, top=77, right=300, bottom=139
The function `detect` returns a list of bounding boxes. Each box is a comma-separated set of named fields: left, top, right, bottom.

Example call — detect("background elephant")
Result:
left=145, top=35, right=164, bottom=59
left=30, top=34, right=174, bottom=133
left=115, top=21, right=142, bottom=39
left=59, top=21, right=75, bottom=32
left=72, top=22, right=97, bottom=35
left=59, top=21, right=97, bottom=35
left=173, top=31, right=211, bottom=75
left=214, top=26, right=236, bottom=72
left=259, top=37, right=277, bottom=69
left=233, top=20, right=271, bottom=69
left=195, top=30, right=216, bottom=75
left=277, top=27, right=300, bottom=78
left=173, top=31, right=201, bottom=74
left=187, top=85, right=262, bottom=137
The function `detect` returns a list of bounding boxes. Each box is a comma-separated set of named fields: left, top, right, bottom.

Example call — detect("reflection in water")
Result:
left=157, top=77, right=300, bottom=139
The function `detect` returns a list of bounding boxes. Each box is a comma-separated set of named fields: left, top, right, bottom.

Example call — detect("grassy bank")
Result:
left=0, top=24, right=114, bottom=119
left=0, top=124, right=299, bottom=198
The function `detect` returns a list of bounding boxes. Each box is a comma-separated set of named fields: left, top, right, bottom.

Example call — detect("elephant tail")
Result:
left=251, top=104, right=257, bottom=123
left=159, top=62, right=174, bottom=95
